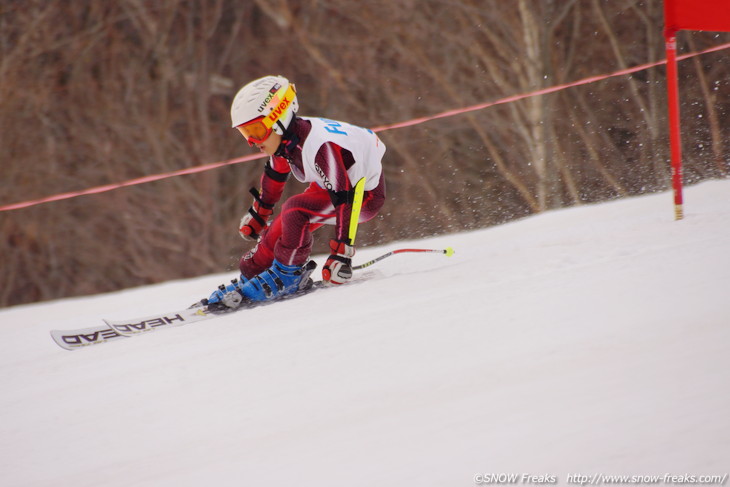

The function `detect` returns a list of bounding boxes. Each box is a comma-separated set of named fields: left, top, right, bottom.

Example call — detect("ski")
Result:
left=49, top=246, right=453, bottom=351
left=50, top=306, right=213, bottom=350
left=49, top=272, right=378, bottom=351
left=104, top=306, right=214, bottom=337
left=50, top=288, right=311, bottom=351
left=50, top=326, right=127, bottom=350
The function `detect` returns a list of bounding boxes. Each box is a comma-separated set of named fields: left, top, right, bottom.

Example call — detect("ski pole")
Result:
left=352, top=247, right=454, bottom=270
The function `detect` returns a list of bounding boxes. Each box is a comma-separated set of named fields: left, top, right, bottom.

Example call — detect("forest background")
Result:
left=1, top=0, right=729, bottom=307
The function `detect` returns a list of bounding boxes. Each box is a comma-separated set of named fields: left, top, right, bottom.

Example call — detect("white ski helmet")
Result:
left=230, top=75, right=299, bottom=137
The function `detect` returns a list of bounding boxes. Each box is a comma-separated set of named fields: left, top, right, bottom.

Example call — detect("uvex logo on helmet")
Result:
left=257, top=83, right=282, bottom=113
left=257, top=94, right=274, bottom=113
left=266, top=93, right=293, bottom=124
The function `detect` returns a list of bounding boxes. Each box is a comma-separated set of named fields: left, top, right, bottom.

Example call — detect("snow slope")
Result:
left=1, top=180, right=729, bottom=487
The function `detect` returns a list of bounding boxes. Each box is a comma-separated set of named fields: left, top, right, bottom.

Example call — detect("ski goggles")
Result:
left=236, top=84, right=296, bottom=146
left=237, top=117, right=272, bottom=145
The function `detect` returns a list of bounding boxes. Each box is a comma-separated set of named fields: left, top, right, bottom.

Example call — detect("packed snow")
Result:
left=1, top=180, right=729, bottom=487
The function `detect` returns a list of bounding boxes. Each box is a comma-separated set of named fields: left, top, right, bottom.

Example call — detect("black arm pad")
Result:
left=249, top=187, right=274, bottom=210
left=264, top=162, right=289, bottom=183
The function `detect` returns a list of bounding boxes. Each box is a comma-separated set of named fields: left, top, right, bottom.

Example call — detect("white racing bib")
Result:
left=293, top=116, right=385, bottom=191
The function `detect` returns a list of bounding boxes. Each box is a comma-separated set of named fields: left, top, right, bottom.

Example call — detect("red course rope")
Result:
left=2, top=42, right=729, bottom=213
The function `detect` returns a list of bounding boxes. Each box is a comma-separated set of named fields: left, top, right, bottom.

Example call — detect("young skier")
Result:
left=205, top=75, right=386, bottom=309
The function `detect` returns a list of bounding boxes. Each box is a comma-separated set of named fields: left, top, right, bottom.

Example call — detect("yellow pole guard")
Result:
left=348, top=177, right=366, bottom=244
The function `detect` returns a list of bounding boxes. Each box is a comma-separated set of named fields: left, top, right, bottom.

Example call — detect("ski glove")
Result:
left=239, top=188, right=274, bottom=241
left=322, top=239, right=355, bottom=285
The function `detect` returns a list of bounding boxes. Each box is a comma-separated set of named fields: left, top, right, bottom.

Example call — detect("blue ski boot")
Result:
left=240, top=259, right=317, bottom=302
left=204, top=276, right=249, bottom=311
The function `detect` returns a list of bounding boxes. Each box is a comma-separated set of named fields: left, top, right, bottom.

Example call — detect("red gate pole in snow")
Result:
left=664, top=27, right=684, bottom=220
left=663, top=0, right=730, bottom=220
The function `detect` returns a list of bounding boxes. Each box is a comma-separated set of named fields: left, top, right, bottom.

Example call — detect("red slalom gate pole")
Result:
left=665, top=29, right=684, bottom=220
